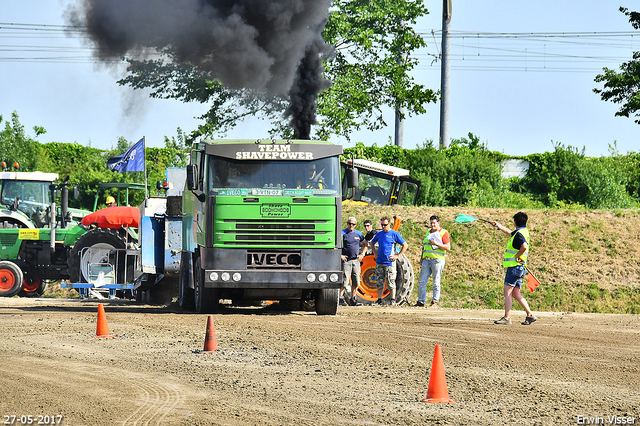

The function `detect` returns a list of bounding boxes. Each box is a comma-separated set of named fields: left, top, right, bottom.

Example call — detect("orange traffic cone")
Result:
left=421, top=345, right=454, bottom=403
left=95, top=303, right=114, bottom=338
left=201, top=315, right=218, bottom=353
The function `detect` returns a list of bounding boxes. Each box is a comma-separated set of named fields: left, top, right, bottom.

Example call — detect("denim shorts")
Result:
left=504, top=265, right=526, bottom=288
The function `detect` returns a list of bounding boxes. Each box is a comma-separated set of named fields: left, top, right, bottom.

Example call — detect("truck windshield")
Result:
left=1, top=180, right=51, bottom=216
left=208, top=156, right=341, bottom=197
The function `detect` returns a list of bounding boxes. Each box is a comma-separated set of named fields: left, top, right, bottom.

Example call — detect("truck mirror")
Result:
left=73, top=186, right=79, bottom=200
left=186, top=164, right=198, bottom=191
left=346, top=168, right=358, bottom=188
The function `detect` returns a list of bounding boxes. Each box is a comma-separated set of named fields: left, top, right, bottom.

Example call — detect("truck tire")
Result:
left=194, top=257, right=219, bottom=314
left=67, top=228, right=129, bottom=284
left=0, top=261, right=24, bottom=297
left=315, top=288, right=339, bottom=315
left=19, top=278, right=47, bottom=297
left=178, top=252, right=195, bottom=310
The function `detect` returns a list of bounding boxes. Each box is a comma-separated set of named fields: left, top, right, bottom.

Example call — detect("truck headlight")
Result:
left=306, top=273, right=316, bottom=282
left=232, top=273, right=241, bottom=282
left=329, top=273, right=339, bottom=283
left=210, top=272, right=219, bottom=281
left=221, top=272, right=231, bottom=281
left=318, top=273, right=327, bottom=282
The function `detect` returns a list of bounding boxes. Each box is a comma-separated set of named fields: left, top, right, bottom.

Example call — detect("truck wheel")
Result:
left=68, top=228, right=129, bottom=284
left=394, top=254, right=415, bottom=304
left=178, top=252, right=194, bottom=310
left=19, top=278, right=47, bottom=297
left=315, top=288, right=339, bottom=315
left=0, top=261, right=24, bottom=297
left=194, top=257, right=219, bottom=314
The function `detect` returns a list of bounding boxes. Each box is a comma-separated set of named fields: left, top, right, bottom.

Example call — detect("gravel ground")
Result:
left=0, top=297, right=638, bottom=425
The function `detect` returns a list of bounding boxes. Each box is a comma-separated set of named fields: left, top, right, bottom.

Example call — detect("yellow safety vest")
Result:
left=422, top=228, right=448, bottom=259
left=503, top=228, right=529, bottom=267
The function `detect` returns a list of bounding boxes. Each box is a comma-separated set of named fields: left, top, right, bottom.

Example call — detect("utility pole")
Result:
left=394, top=21, right=405, bottom=148
left=439, top=0, right=452, bottom=149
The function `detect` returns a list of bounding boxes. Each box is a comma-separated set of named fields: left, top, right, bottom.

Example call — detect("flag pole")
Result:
left=143, top=136, right=148, bottom=199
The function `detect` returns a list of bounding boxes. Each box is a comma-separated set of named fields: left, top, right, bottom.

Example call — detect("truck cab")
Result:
left=181, top=139, right=344, bottom=314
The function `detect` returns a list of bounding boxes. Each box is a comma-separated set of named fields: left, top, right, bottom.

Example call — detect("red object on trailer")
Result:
left=81, top=206, right=140, bottom=229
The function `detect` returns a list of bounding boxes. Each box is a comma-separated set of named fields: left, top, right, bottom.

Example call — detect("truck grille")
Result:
left=222, top=219, right=329, bottom=246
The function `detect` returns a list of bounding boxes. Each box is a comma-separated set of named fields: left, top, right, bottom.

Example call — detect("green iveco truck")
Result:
left=179, top=139, right=346, bottom=315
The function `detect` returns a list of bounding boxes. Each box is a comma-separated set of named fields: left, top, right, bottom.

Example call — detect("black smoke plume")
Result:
left=66, top=0, right=332, bottom=138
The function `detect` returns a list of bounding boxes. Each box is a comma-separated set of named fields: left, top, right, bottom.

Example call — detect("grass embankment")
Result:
left=343, top=205, right=640, bottom=314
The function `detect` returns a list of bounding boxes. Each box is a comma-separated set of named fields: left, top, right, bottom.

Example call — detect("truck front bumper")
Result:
left=200, top=247, right=343, bottom=289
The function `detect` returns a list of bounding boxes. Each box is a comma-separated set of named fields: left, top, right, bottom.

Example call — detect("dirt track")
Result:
left=0, top=297, right=638, bottom=426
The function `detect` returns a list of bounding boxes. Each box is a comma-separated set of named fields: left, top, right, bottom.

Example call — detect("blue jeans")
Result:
left=417, top=257, right=446, bottom=304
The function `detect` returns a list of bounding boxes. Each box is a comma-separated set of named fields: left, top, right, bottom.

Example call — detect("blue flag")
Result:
left=108, top=138, right=145, bottom=173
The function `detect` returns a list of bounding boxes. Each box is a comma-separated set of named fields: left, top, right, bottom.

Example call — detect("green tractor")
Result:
left=0, top=169, right=90, bottom=296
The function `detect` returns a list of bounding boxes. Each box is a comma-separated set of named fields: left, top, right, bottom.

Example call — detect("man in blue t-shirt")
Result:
left=370, top=216, right=408, bottom=306
left=341, top=216, right=365, bottom=306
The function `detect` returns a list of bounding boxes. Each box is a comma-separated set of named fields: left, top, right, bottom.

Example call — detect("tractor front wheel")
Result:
left=0, top=261, right=24, bottom=297
left=19, top=278, right=48, bottom=297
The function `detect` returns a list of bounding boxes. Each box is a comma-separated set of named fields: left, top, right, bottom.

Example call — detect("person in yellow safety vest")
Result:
left=414, top=215, right=450, bottom=308
left=491, top=212, right=537, bottom=326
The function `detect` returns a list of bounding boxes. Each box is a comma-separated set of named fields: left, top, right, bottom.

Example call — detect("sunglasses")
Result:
left=364, top=223, right=372, bottom=227
left=380, top=222, right=389, bottom=226
left=347, top=222, right=355, bottom=225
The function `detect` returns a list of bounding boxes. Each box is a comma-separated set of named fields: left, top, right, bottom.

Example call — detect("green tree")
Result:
left=318, top=0, right=436, bottom=140
left=593, top=7, right=640, bottom=124
left=0, top=111, right=46, bottom=171
left=117, top=0, right=435, bottom=141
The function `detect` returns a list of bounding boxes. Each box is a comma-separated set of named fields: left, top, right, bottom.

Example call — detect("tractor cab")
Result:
left=341, top=159, right=421, bottom=206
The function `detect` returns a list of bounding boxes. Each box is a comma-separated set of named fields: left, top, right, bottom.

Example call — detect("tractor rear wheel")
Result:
left=67, top=228, right=130, bottom=284
left=393, top=253, right=415, bottom=304
left=0, top=261, right=24, bottom=297
left=354, top=253, right=414, bottom=305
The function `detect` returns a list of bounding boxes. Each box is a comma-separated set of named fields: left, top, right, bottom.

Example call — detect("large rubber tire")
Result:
left=67, top=228, right=129, bottom=284
left=315, top=288, right=339, bottom=315
left=178, top=251, right=195, bottom=310
left=0, top=261, right=24, bottom=297
left=393, top=253, right=415, bottom=304
left=194, top=257, right=219, bottom=314
left=19, top=278, right=48, bottom=297
left=354, top=253, right=414, bottom=305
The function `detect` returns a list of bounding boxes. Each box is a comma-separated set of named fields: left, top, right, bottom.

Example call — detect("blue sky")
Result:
left=0, top=0, right=637, bottom=157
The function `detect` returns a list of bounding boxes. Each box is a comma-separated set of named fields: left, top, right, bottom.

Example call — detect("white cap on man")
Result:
left=347, top=217, right=357, bottom=224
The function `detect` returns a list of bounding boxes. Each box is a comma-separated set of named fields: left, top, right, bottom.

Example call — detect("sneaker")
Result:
left=430, top=301, right=439, bottom=308
left=339, top=298, right=348, bottom=307
left=494, top=316, right=512, bottom=325
left=350, top=297, right=363, bottom=307
left=390, top=300, right=398, bottom=306
left=521, top=316, right=537, bottom=325
left=413, top=301, right=425, bottom=307
left=373, top=298, right=383, bottom=306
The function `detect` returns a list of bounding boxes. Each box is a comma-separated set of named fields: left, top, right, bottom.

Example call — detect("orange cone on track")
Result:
left=95, top=303, right=114, bottom=338
left=421, top=345, right=454, bottom=403
left=201, top=315, right=218, bottom=353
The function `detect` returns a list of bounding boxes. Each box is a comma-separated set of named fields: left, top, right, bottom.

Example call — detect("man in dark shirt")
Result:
left=341, top=216, right=365, bottom=306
